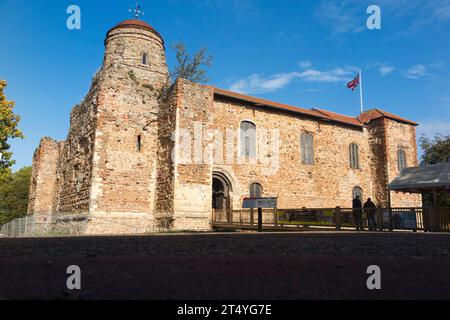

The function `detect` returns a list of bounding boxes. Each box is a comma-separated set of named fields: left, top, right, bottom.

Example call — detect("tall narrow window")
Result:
left=240, top=121, right=256, bottom=158
left=349, top=143, right=360, bottom=169
left=301, top=132, right=315, bottom=165
left=142, top=52, right=148, bottom=65
left=136, top=135, right=142, bottom=152
left=250, top=183, right=263, bottom=198
left=398, top=149, right=407, bottom=171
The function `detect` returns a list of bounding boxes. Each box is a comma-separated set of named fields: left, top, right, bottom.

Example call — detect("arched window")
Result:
left=398, top=149, right=407, bottom=171
left=240, top=121, right=256, bottom=158
left=353, top=187, right=363, bottom=201
left=142, top=52, right=148, bottom=65
left=301, top=132, right=315, bottom=165
left=349, top=143, right=360, bottom=169
left=250, top=183, right=263, bottom=198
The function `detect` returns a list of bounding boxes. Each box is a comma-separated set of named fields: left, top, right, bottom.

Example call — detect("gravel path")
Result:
left=1, top=232, right=450, bottom=300
left=1, top=231, right=450, bottom=258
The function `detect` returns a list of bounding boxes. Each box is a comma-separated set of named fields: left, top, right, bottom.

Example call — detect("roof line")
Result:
left=213, top=87, right=365, bottom=128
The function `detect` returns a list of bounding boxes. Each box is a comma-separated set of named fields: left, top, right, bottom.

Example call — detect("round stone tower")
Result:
left=103, top=19, right=169, bottom=89
left=88, top=19, right=171, bottom=228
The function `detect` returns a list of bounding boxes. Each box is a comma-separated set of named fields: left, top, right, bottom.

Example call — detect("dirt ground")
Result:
left=0, top=231, right=449, bottom=300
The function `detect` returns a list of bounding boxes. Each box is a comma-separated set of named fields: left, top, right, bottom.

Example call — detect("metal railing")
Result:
left=213, top=207, right=450, bottom=233
left=0, top=214, right=89, bottom=238
left=1, top=207, right=449, bottom=238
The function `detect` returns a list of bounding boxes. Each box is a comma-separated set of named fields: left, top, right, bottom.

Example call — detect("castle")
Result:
left=27, top=19, right=421, bottom=235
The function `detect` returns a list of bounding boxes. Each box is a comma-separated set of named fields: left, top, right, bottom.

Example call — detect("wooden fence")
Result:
left=212, top=207, right=450, bottom=233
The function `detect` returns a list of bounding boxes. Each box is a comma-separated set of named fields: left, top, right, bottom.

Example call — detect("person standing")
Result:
left=364, top=198, right=377, bottom=231
left=353, top=196, right=363, bottom=231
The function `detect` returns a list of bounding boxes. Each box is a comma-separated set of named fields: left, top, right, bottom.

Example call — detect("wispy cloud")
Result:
left=404, top=64, right=428, bottom=79
left=299, top=61, right=312, bottom=68
left=417, top=120, right=450, bottom=138
left=434, top=1, right=450, bottom=19
left=196, top=0, right=260, bottom=21
left=315, top=1, right=365, bottom=35
left=229, top=67, right=356, bottom=94
left=367, top=62, right=396, bottom=76
left=378, top=65, right=395, bottom=76
left=316, top=0, right=450, bottom=35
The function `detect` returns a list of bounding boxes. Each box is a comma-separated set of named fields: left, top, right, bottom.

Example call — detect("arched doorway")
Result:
left=212, top=172, right=232, bottom=211
left=353, top=187, right=363, bottom=200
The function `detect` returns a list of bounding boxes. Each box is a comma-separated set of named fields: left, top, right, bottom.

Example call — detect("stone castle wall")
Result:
left=26, top=20, right=422, bottom=236
left=28, top=138, right=62, bottom=215
left=84, top=24, right=170, bottom=234
left=209, top=96, right=374, bottom=209
left=56, top=75, right=99, bottom=214
left=383, top=119, right=421, bottom=207
left=171, top=80, right=215, bottom=231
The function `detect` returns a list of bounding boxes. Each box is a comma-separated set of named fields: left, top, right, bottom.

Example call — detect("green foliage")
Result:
left=0, top=166, right=32, bottom=225
left=170, top=42, right=212, bottom=83
left=420, top=134, right=450, bottom=165
left=0, top=80, right=24, bottom=170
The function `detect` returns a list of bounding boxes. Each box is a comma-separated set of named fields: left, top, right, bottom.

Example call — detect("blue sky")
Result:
left=1, top=0, right=449, bottom=171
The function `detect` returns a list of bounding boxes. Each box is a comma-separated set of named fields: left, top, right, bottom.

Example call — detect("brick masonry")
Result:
left=27, top=20, right=421, bottom=235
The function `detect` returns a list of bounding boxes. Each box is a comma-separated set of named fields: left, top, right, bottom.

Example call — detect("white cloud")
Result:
left=316, top=0, right=450, bottom=35
left=378, top=65, right=395, bottom=76
left=229, top=67, right=356, bottom=94
left=229, top=73, right=299, bottom=94
left=299, top=61, right=312, bottom=68
left=417, top=120, right=450, bottom=138
left=316, top=1, right=365, bottom=35
left=404, top=64, right=427, bottom=79
left=434, top=2, right=450, bottom=19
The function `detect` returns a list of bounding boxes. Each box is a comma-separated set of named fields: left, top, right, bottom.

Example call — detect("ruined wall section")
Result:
left=172, top=79, right=215, bottom=231
left=56, top=75, right=100, bottom=214
left=28, top=138, right=62, bottom=215
left=154, top=82, right=179, bottom=229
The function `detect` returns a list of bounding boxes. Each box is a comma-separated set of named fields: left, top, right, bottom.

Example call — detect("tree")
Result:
left=170, top=42, right=213, bottom=83
left=420, top=134, right=450, bottom=165
left=0, top=166, right=32, bottom=225
left=0, top=80, right=24, bottom=170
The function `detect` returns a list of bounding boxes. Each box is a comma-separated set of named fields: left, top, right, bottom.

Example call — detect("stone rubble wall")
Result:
left=86, top=25, right=170, bottom=233
left=366, top=118, right=390, bottom=206
left=383, top=119, right=421, bottom=207
left=26, top=21, right=422, bottom=236
left=172, top=79, right=215, bottom=231
left=56, top=74, right=99, bottom=214
left=27, top=138, right=62, bottom=215
left=210, top=97, right=375, bottom=209
left=154, top=82, right=178, bottom=229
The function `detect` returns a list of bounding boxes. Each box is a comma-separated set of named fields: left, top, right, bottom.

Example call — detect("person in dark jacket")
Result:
left=352, top=196, right=363, bottom=231
left=364, top=198, right=377, bottom=231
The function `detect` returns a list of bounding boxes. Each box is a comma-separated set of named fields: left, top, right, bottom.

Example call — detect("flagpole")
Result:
left=359, top=69, right=364, bottom=114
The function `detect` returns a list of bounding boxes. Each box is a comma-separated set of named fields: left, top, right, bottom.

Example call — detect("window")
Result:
left=142, top=52, right=148, bottom=65
left=349, top=143, right=360, bottom=169
left=240, top=121, right=256, bottom=158
left=250, top=183, right=262, bottom=198
left=136, top=135, right=142, bottom=152
left=301, top=132, right=315, bottom=165
left=398, top=149, right=407, bottom=171
left=353, top=187, right=363, bottom=200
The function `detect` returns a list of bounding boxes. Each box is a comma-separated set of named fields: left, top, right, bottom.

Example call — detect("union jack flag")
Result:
left=347, top=74, right=360, bottom=91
